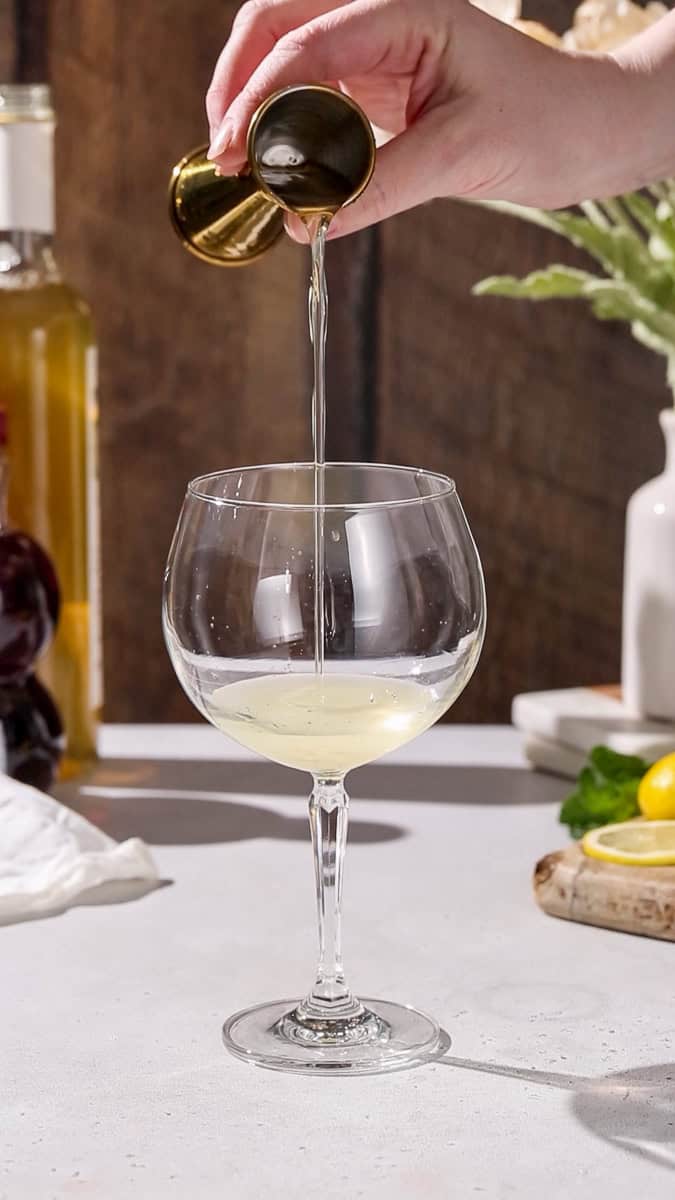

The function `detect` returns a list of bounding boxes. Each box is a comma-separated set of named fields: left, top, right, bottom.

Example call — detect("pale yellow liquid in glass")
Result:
left=0, top=281, right=99, bottom=766
left=206, top=674, right=447, bottom=776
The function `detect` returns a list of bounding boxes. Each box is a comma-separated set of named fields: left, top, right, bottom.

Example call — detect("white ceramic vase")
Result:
left=622, top=408, right=675, bottom=719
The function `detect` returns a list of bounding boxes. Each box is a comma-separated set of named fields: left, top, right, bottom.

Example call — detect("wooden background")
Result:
left=3, top=0, right=670, bottom=723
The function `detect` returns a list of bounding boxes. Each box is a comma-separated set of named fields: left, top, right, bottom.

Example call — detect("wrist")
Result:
left=449, top=27, right=648, bottom=211
left=511, top=46, right=669, bottom=209
left=558, top=50, right=645, bottom=204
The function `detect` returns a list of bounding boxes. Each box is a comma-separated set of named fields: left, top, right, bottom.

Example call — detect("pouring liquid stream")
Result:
left=306, top=214, right=330, bottom=679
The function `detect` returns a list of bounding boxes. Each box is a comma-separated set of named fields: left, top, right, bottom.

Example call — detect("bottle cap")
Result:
left=0, top=84, right=53, bottom=123
left=0, top=84, right=54, bottom=233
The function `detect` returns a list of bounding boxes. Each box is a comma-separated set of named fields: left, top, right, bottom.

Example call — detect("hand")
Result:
left=205, top=0, right=670, bottom=238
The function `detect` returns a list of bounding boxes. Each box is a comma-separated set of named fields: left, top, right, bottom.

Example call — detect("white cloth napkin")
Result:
left=0, top=772, right=159, bottom=923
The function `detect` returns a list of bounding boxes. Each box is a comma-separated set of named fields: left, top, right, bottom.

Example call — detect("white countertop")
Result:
left=4, top=725, right=674, bottom=1198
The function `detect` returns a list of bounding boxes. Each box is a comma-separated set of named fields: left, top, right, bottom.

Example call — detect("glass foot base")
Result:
left=222, top=997, right=443, bottom=1075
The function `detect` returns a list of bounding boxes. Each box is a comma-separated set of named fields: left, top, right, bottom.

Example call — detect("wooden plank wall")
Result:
left=374, top=0, right=671, bottom=719
left=376, top=200, right=667, bottom=722
left=7, top=0, right=673, bottom=723
left=48, top=1, right=315, bottom=721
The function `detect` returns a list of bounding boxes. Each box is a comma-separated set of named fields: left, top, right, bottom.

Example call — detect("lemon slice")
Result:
left=582, top=820, right=675, bottom=866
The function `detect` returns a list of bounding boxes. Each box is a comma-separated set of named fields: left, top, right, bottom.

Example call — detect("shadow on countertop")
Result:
left=54, top=757, right=566, bottom=847
left=55, top=757, right=403, bottom=846
left=437, top=1054, right=675, bottom=1172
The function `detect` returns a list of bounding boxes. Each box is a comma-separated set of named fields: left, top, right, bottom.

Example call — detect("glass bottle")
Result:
left=0, top=83, right=101, bottom=769
left=0, top=410, right=63, bottom=791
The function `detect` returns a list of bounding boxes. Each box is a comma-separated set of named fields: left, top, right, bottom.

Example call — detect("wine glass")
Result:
left=163, top=462, right=485, bottom=1074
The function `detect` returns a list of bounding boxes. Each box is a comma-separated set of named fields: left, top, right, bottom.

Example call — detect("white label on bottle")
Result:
left=0, top=122, right=55, bottom=233
left=85, top=347, right=104, bottom=713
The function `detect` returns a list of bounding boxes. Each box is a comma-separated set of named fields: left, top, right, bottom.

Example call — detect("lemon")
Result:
left=638, top=753, right=675, bottom=820
left=582, top=820, right=675, bottom=866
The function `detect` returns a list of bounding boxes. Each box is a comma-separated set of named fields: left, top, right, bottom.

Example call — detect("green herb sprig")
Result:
left=559, top=745, right=648, bottom=838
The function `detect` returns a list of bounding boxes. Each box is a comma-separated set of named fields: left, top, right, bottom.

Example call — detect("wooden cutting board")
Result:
left=534, top=844, right=675, bottom=941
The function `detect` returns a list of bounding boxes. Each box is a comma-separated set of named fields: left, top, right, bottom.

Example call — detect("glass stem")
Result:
left=301, top=776, right=362, bottom=1020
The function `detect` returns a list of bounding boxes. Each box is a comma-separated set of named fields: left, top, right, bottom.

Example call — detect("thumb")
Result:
left=326, top=109, right=448, bottom=239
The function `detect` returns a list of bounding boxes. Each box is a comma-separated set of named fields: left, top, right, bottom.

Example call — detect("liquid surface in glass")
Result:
left=206, top=672, right=448, bottom=776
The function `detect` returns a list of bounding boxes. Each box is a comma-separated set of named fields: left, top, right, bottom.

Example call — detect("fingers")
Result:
left=208, top=0, right=406, bottom=166
left=323, top=109, right=446, bottom=239
left=283, top=110, right=445, bottom=244
left=206, top=0, right=353, bottom=145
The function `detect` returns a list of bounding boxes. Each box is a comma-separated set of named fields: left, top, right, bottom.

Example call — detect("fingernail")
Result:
left=207, top=118, right=234, bottom=159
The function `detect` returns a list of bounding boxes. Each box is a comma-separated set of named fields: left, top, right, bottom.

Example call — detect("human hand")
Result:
left=205, top=0, right=639, bottom=238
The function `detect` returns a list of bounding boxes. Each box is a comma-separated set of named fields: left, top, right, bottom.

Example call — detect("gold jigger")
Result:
left=169, top=85, right=376, bottom=267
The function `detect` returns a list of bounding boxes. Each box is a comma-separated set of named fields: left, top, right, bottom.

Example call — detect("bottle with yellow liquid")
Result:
left=0, top=84, right=101, bottom=769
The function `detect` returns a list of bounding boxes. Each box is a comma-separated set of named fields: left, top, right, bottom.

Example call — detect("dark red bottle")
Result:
left=0, top=412, right=63, bottom=788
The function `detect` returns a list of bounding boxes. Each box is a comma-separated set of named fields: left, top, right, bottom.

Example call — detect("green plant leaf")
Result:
left=475, top=195, right=675, bottom=304
left=580, top=200, right=611, bottom=230
left=642, top=268, right=675, bottom=311
left=471, top=199, right=563, bottom=235
left=559, top=745, right=647, bottom=838
left=588, top=745, right=648, bottom=782
left=554, top=213, right=656, bottom=285
left=474, top=272, right=675, bottom=361
left=585, top=280, right=675, bottom=349
left=471, top=182, right=675, bottom=387
left=668, top=356, right=675, bottom=399
left=473, top=266, right=597, bottom=300
left=622, top=192, right=675, bottom=257
left=630, top=320, right=675, bottom=362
